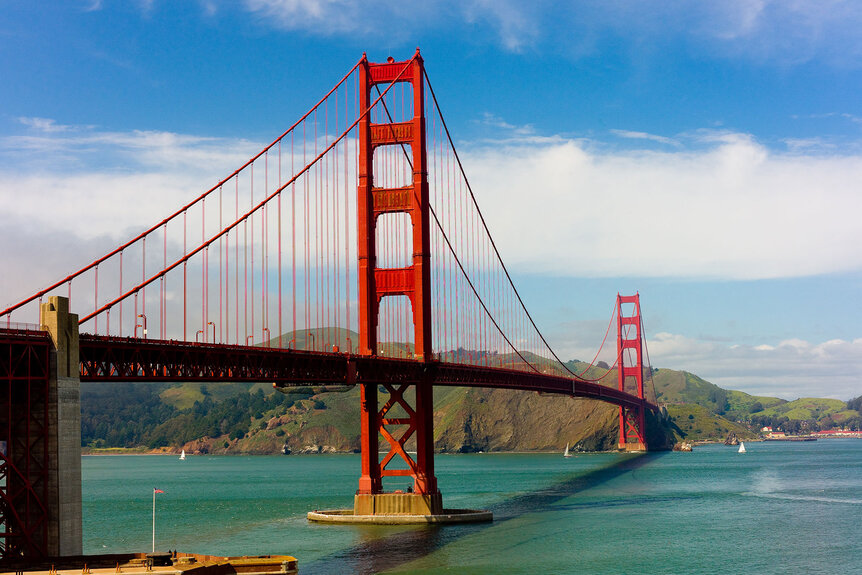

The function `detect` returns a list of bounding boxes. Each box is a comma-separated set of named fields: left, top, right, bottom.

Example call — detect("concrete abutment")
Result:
left=41, top=296, right=83, bottom=557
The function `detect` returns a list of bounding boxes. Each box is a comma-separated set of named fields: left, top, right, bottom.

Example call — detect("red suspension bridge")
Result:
left=0, top=51, right=658, bottom=559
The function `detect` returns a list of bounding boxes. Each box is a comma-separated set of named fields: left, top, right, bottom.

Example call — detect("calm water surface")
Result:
left=83, top=440, right=862, bottom=574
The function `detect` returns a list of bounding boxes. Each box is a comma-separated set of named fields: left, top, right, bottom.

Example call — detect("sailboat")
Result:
left=179, top=449, right=186, bottom=460
left=563, top=443, right=573, bottom=458
left=738, top=442, right=746, bottom=454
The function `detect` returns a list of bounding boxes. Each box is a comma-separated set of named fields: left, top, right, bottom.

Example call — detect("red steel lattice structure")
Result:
left=0, top=328, right=50, bottom=559
left=617, top=293, right=647, bottom=451
left=356, top=52, right=438, bottom=500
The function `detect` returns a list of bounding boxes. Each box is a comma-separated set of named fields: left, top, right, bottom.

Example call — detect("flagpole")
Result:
left=151, top=488, right=164, bottom=553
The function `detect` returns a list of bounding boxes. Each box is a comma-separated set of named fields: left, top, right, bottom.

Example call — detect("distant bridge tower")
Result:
left=354, top=50, right=441, bottom=515
left=617, top=293, right=647, bottom=451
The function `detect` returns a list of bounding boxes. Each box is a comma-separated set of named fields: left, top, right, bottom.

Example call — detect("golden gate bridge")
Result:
left=0, top=51, right=658, bottom=560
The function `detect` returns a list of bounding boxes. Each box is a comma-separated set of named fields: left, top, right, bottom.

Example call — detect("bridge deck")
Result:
left=78, top=334, right=656, bottom=411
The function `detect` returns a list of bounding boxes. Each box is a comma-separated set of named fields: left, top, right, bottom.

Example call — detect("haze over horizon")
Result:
left=1, top=1, right=860, bottom=401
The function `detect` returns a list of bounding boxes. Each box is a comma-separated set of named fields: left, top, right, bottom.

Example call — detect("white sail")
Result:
left=738, top=442, right=746, bottom=454
left=179, top=449, right=186, bottom=460
left=563, top=443, right=571, bottom=457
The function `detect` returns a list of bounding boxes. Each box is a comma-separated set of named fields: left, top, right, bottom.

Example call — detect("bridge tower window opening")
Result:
left=376, top=295, right=415, bottom=359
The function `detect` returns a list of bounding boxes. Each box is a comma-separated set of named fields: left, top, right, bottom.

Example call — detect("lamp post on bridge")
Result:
left=135, top=313, right=147, bottom=339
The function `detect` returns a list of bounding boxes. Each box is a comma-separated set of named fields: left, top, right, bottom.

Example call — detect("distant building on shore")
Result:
left=811, top=429, right=862, bottom=438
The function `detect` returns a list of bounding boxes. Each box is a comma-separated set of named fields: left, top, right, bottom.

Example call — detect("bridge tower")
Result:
left=617, top=293, right=647, bottom=451
left=354, top=51, right=441, bottom=516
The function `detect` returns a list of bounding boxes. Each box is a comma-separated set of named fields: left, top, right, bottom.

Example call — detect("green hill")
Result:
left=756, top=398, right=859, bottom=423
left=664, top=404, right=756, bottom=443
left=647, top=369, right=785, bottom=419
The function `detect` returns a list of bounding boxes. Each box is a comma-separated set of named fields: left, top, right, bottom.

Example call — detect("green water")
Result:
left=83, top=440, right=862, bottom=574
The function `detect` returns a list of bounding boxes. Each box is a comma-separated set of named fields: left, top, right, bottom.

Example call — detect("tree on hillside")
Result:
left=847, top=395, right=862, bottom=412
left=708, top=388, right=729, bottom=415
left=783, top=419, right=803, bottom=434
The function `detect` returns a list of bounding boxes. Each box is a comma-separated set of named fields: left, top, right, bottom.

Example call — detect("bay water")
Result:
left=83, top=440, right=862, bottom=574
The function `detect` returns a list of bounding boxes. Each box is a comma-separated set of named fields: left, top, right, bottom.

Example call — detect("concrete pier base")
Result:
left=354, top=492, right=443, bottom=516
left=619, top=442, right=647, bottom=452
left=309, top=491, right=491, bottom=524
left=308, top=508, right=492, bottom=525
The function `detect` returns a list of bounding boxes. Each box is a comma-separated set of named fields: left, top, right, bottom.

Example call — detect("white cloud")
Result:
left=2, top=123, right=259, bottom=177
left=235, top=1, right=862, bottom=65
left=610, top=129, right=679, bottom=147
left=82, top=0, right=860, bottom=65
left=463, top=129, right=862, bottom=280
left=462, top=0, right=538, bottom=52
left=702, top=0, right=862, bottom=66
left=531, top=318, right=861, bottom=400
left=6, top=121, right=862, bottom=285
left=18, top=117, right=76, bottom=133
left=244, top=0, right=354, bottom=31
left=242, top=0, right=430, bottom=36
left=0, top=122, right=263, bottom=305
left=644, top=332, right=862, bottom=400
left=241, top=0, right=538, bottom=50
left=2, top=120, right=861, bottom=400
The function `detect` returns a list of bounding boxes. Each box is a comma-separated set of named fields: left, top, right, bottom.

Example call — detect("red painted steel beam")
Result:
left=78, top=335, right=657, bottom=413
left=79, top=335, right=350, bottom=385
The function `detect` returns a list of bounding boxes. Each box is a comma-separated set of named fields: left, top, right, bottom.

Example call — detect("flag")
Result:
left=154, top=488, right=164, bottom=494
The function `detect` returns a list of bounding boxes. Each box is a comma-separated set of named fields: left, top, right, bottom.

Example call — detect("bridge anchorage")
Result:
left=0, top=49, right=660, bottom=555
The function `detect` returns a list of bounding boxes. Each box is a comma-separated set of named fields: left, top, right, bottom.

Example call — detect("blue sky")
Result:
left=1, top=1, right=861, bottom=400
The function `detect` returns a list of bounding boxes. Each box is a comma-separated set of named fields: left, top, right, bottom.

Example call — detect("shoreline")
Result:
left=82, top=436, right=862, bottom=457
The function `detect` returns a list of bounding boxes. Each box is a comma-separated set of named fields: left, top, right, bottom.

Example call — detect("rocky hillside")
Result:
left=82, top=381, right=674, bottom=455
